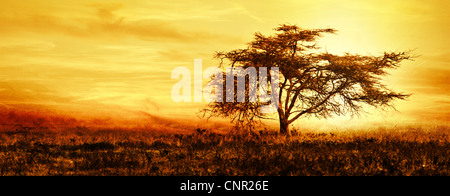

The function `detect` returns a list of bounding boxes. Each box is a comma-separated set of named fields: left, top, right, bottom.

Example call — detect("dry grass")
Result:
left=0, top=125, right=448, bottom=176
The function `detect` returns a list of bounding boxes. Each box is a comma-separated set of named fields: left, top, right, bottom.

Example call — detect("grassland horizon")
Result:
left=0, top=106, right=448, bottom=176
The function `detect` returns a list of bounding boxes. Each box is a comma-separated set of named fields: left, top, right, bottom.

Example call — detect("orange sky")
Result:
left=0, top=0, right=449, bottom=129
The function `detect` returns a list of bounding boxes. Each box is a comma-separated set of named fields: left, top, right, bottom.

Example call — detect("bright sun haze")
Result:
left=0, top=0, right=449, bottom=129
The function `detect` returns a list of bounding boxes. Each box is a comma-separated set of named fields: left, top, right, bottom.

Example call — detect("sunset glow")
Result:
left=1, top=0, right=449, bottom=129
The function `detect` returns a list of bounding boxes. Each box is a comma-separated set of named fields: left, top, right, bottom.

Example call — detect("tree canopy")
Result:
left=201, top=24, right=412, bottom=135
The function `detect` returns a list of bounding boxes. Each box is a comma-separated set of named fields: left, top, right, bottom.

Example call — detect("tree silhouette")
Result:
left=201, top=24, right=412, bottom=135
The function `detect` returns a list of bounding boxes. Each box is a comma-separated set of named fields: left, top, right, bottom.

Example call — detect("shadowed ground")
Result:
left=0, top=126, right=448, bottom=176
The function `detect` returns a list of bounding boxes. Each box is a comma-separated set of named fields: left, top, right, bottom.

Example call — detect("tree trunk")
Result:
left=279, top=116, right=290, bottom=135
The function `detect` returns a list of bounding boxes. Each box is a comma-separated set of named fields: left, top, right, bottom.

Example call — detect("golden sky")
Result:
left=0, top=0, right=449, bottom=128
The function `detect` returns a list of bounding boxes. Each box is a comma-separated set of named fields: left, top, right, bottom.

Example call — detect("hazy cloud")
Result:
left=0, top=2, right=220, bottom=42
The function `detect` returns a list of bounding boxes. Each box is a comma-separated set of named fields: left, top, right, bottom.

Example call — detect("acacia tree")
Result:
left=202, top=24, right=411, bottom=135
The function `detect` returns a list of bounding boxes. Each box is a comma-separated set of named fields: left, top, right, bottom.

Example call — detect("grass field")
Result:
left=0, top=125, right=448, bottom=176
